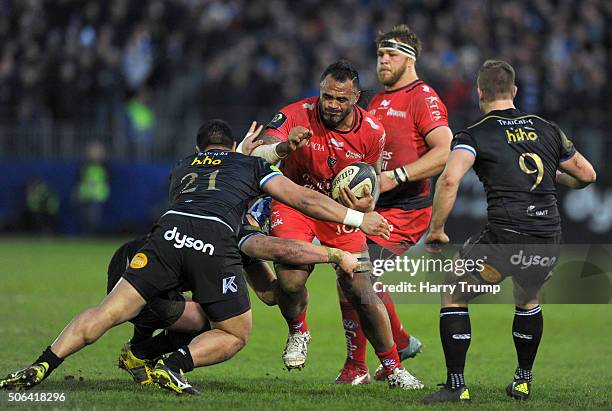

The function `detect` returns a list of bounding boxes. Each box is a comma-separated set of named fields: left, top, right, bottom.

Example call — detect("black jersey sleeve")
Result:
left=254, top=158, right=283, bottom=192
left=550, top=123, right=577, bottom=163
left=237, top=223, right=266, bottom=267
left=450, top=130, right=478, bottom=157
left=237, top=223, right=266, bottom=250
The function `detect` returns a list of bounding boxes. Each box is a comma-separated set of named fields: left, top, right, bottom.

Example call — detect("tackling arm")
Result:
left=250, top=127, right=312, bottom=163
left=241, top=235, right=354, bottom=268
left=263, top=175, right=390, bottom=238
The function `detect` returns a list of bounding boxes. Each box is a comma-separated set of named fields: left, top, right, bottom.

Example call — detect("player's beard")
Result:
left=319, top=104, right=351, bottom=129
left=377, top=60, right=408, bottom=88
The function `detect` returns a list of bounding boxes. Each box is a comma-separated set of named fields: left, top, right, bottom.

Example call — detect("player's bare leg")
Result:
left=274, top=263, right=310, bottom=319
left=245, top=261, right=278, bottom=306
left=0, top=279, right=146, bottom=391
left=119, top=299, right=209, bottom=385
left=274, top=263, right=312, bottom=370
left=150, top=310, right=252, bottom=395
left=52, top=279, right=146, bottom=358
left=336, top=254, right=423, bottom=389
left=372, top=289, right=423, bottom=381
left=337, top=245, right=422, bottom=384
left=188, top=310, right=252, bottom=366
left=167, top=301, right=208, bottom=332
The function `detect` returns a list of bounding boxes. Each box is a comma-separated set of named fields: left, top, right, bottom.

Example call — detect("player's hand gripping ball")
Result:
left=331, top=162, right=377, bottom=201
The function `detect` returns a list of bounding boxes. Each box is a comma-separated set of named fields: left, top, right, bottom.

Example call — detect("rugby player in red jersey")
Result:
left=335, top=25, right=453, bottom=384
left=253, top=60, right=423, bottom=389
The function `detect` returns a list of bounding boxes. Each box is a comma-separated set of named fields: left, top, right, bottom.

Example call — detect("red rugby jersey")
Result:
left=368, top=79, right=448, bottom=209
left=265, top=96, right=385, bottom=196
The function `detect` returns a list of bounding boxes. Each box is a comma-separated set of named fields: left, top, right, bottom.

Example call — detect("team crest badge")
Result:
left=266, top=112, right=287, bottom=129
left=130, top=253, right=148, bottom=269
left=327, top=156, right=337, bottom=168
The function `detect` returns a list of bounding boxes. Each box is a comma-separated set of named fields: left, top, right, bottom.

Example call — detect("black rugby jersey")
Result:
left=168, top=150, right=282, bottom=232
left=451, top=108, right=576, bottom=236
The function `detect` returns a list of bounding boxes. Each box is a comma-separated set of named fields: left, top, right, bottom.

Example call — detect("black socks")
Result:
left=131, top=330, right=197, bottom=361
left=163, top=346, right=194, bottom=374
left=440, top=307, right=471, bottom=390
left=512, top=306, right=543, bottom=382
left=34, top=346, right=64, bottom=378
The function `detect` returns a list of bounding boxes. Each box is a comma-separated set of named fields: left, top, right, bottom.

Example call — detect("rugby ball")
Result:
left=331, top=162, right=377, bottom=201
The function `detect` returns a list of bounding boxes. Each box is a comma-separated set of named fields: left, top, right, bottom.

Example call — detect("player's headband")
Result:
left=378, top=39, right=417, bottom=60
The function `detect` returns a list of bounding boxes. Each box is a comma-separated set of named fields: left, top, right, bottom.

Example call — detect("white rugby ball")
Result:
left=331, top=162, right=377, bottom=201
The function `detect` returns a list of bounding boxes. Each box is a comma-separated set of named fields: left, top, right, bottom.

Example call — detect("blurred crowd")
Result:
left=0, top=0, right=610, bottom=157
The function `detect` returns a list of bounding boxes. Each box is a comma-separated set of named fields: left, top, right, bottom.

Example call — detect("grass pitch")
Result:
left=0, top=237, right=610, bottom=410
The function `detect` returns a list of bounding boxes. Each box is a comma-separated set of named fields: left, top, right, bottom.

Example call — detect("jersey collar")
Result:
left=384, top=79, right=423, bottom=94
left=487, top=108, right=522, bottom=117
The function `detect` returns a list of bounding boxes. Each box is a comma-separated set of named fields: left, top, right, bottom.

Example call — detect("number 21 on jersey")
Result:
left=180, top=170, right=220, bottom=194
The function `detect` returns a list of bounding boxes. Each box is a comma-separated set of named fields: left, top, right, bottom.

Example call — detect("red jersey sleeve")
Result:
left=263, top=105, right=298, bottom=142
left=412, top=87, right=449, bottom=137
left=362, top=116, right=386, bottom=165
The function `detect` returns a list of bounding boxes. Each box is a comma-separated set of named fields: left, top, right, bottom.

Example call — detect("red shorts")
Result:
left=270, top=200, right=367, bottom=253
left=367, top=207, right=432, bottom=256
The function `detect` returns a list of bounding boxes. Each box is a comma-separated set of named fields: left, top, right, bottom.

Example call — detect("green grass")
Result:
left=0, top=237, right=610, bottom=410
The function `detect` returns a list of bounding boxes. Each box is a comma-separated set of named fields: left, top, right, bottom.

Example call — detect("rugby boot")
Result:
left=0, top=363, right=49, bottom=391
left=150, top=360, right=199, bottom=395
left=118, top=342, right=153, bottom=385
left=282, top=331, right=311, bottom=370
left=374, top=335, right=423, bottom=381
left=423, top=384, right=471, bottom=404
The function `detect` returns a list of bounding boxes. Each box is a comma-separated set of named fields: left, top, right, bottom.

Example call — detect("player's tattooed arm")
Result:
left=258, top=133, right=282, bottom=145
left=241, top=235, right=359, bottom=273
left=380, top=126, right=452, bottom=193
left=426, top=149, right=474, bottom=253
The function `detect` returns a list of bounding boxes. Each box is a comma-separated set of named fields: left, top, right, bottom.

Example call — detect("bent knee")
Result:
left=256, top=291, right=277, bottom=306
left=181, top=302, right=208, bottom=332
left=275, top=264, right=310, bottom=294
left=228, top=324, right=251, bottom=350
left=277, top=275, right=307, bottom=295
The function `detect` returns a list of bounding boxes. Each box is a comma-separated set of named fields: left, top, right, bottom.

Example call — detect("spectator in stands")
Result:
left=75, top=141, right=110, bottom=235
left=22, top=177, right=60, bottom=234
left=0, top=0, right=608, bottom=162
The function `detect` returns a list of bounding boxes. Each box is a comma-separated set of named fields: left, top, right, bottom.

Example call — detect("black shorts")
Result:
left=130, top=290, right=186, bottom=329
left=107, top=236, right=148, bottom=294
left=458, top=224, right=561, bottom=291
left=123, top=213, right=250, bottom=316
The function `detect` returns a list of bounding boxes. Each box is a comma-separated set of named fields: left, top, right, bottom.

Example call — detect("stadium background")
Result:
left=0, top=1, right=610, bottom=409
left=0, top=0, right=609, bottom=241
